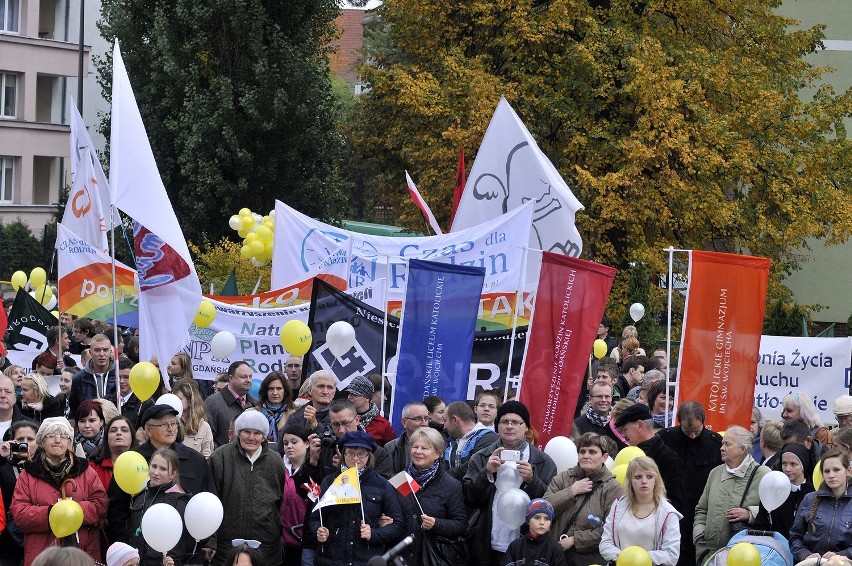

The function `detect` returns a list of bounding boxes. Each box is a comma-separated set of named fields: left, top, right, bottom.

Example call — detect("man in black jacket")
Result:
left=615, top=403, right=685, bottom=513
left=657, top=401, right=722, bottom=566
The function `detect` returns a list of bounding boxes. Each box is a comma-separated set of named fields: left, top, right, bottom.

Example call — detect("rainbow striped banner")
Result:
left=57, top=223, right=140, bottom=327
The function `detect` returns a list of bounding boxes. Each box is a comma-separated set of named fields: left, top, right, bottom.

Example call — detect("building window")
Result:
left=1, top=72, right=16, bottom=117
left=0, top=156, right=13, bottom=202
left=1, top=0, right=20, bottom=34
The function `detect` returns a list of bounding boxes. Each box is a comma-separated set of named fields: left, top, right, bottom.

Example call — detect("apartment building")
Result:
left=0, top=0, right=90, bottom=233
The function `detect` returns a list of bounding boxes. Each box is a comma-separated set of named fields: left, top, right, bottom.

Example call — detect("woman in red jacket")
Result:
left=11, top=417, right=108, bottom=566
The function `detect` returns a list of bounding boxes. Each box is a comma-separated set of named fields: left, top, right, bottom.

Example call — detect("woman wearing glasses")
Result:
left=310, top=431, right=405, bottom=566
left=10, top=417, right=108, bottom=565
left=127, top=448, right=195, bottom=566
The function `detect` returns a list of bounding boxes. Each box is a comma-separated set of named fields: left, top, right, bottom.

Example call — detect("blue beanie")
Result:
left=525, top=498, right=554, bottom=523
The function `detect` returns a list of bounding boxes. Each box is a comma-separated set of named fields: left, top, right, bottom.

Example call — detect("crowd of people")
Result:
left=1, top=314, right=852, bottom=566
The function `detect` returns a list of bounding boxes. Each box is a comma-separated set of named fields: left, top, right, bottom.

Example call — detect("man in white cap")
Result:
left=834, top=394, right=852, bottom=428
left=209, top=409, right=285, bottom=566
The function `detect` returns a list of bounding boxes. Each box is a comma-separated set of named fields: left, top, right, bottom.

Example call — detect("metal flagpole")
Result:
left=379, top=250, right=390, bottom=417
left=504, top=245, right=528, bottom=403
left=111, top=206, right=120, bottom=408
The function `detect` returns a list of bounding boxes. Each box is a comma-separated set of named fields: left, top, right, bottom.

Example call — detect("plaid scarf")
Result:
left=359, top=403, right=381, bottom=428
left=585, top=403, right=610, bottom=428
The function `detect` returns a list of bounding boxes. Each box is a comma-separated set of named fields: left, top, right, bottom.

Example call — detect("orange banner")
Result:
left=676, top=251, right=770, bottom=432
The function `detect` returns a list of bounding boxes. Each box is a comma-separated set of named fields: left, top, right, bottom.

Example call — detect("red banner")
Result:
left=676, top=251, right=770, bottom=432
left=521, top=253, right=616, bottom=448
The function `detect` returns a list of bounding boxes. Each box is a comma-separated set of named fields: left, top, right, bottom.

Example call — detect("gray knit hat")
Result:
left=234, top=409, right=270, bottom=436
left=345, top=375, right=375, bottom=399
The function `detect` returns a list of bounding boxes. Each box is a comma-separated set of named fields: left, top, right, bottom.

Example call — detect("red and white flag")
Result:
left=62, top=147, right=108, bottom=253
left=109, top=40, right=202, bottom=381
left=302, top=479, right=322, bottom=503
left=69, top=97, right=113, bottom=231
left=389, top=471, right=421, bottom=497
left=405, top=171, right=443, bottom=235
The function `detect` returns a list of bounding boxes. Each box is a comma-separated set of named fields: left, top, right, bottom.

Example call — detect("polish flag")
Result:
left=302, top=479, right=321, bottom=503
left=389, top=471, right=421, bottom=497
left=405, top=171, right=443, bottom=235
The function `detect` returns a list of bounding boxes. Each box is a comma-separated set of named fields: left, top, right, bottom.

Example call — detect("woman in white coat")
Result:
left=600, top=457, right=681, bottom=566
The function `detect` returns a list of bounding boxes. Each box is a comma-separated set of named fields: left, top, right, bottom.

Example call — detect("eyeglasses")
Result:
left=331, top=417, right=356, bottom=430
left=343, top=449, right=370, bottom=459
left=499, top=419, right=525, bottom=428
left=147, top=421, right=179, bottom=430
left=403, top=416, right=430, bottom=422
left=232, top=539, right=261, bottom=549
left=45, top=433, right=71, bottom=441
left=477, top=403, right=497, bottom=410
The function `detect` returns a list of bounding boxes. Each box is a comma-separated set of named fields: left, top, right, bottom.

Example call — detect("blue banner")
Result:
left=391, top=260, right=485, bottom=435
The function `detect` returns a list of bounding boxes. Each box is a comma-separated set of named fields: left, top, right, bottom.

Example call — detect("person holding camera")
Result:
left=0, top=420, right=39, bottom=566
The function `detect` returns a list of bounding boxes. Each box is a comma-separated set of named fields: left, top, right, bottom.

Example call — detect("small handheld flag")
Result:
left=313, top=467, right=361, bottom=512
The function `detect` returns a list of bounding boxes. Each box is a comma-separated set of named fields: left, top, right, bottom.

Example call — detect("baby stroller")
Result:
left=701, top=530, right=793, bottom=566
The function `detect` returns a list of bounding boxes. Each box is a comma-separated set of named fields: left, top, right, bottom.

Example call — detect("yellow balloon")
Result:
left=239, top=207, right=252, bottom=217
left=11, top=270, right=27, bottom=291
left=255, top=225, right=272, bottom=242
left=813, top=464, right=823, bottom=489
left=240, top=216, right=255, bottom=231
left=34, top=283, right=53, bottom=304
left=51, top=310, right=59, bottom=318
left=249, top=240, right=264, bottom=257
left=280, top=320, right=312, bottom=356
left=129, top=362, right=160, bottom=402
left=240, top=245, right=252, bottom=259
left=727, top=543, right=762, bottom=566
left=30, top=267, right=47, bottom=289
left=616, top=546, right=651, bottom=566
left=237, top=229, right=248, bottom=239
left=593, top=339, right=608, bottom=359
left=49, top=499, right=84, bottom=538
left=614, top=446, right=645, bottom=468
left=194, top=300, right=217, bottom=328
left=612, top=464, right=628, bottom=487
left=244, top=232, right=258, bottom=244
left=113, top=451, right=150, bottom=495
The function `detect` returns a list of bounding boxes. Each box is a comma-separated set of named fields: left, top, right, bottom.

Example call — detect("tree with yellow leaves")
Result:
left=349, top=0, right=852, bottom=309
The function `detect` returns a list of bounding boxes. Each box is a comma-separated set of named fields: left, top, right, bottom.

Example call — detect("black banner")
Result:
left=5, top=289, right=58, bottom=353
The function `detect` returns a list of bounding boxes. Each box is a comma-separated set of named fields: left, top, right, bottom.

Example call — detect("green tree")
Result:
left=96, top=0, right=350, bottom=243
left=0, top=219, right=43, bottom=279
left=351, top=0, right=852, bottom=310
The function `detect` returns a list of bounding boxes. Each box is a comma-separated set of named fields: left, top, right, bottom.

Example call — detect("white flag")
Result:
left=69, top=97, right=114, bottom=229
left=61, top=146, right=108, bottom=253
left=451, top=97, right=584, bottom=257
left=109, top=40, right=201, bottom=382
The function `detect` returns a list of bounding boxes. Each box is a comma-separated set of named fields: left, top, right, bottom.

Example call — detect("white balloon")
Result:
left=495, top=488, right=531, bottom=529
left=496, top=463, right=522, bottom=492
left=544, top=436, right=579, bottom=473
left=605, top=456, right=615, bottom=470
left=326, top=321, right=356, bottom=357
left=184, top=492, right=224, bottom=540
left=141, top=503, right=183, bottom=553
left=629, top=303, right=645, bottom=322
left=156, top=394, right=183, bottom=418
left=44, top=295, right=57, bottom=310
left=228, top=215, right=241, bottom=231
left=211, top=331, right=236, bottom=359
left=759, top=470, right=790, bottom=512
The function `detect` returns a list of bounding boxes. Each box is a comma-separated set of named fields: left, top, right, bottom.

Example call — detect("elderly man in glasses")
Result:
left=382, top=401, right=430, bottom=475
left=464, top=400, right=557, bottom=566
left=106, top=404, right=217, bottom=557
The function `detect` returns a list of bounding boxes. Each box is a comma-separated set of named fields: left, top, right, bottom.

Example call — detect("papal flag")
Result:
left=313, top=467, right=361, bottom=511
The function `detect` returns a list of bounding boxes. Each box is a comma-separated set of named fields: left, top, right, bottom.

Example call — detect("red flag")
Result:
left=389, top=471, right=421, bottom=497
left=449, top=146, right=465, bottom=230
left=0, top=301, right=7, bottom=355
left=405, top=171, right=443, bottom=235
left=520, top=253, right=616, bottom=448
left=676, top=251, right=770, bottom=432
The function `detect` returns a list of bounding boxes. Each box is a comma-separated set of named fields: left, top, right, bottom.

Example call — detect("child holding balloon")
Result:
left=127, top=449, right=195, bottom=566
